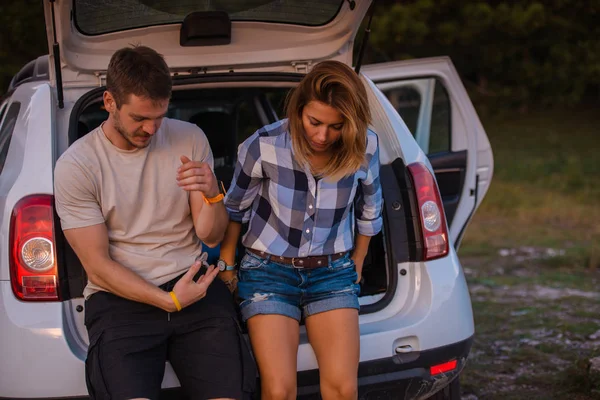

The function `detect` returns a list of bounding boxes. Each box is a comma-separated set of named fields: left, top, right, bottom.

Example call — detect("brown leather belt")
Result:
left=247, top=248, right=347, bottom=269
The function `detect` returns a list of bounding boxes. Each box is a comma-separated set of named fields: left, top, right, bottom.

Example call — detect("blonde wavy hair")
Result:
left=285, top=60, right=371, bottom=181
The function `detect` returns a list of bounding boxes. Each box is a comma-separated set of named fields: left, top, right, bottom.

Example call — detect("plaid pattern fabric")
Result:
left=224, top=119, right=383, bottom=258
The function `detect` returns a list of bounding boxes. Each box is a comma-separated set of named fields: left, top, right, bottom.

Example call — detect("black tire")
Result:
left=427, top=376, right=461, bottom=399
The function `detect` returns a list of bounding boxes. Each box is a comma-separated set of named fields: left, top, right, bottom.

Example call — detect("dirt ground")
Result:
left=458, top=248, right=600, bottom=400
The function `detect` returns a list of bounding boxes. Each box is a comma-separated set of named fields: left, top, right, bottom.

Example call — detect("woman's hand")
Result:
left=218, top=270, right=238, bottom=294
left=351, top=256, right=364, bottom=284
left=351, top=234, right=371, bottom=284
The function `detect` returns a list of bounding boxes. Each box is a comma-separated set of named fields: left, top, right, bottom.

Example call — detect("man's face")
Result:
left=105, top=92, right=169, bottom=150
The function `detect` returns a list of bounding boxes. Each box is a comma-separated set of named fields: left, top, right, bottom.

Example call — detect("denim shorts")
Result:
left=237, top=250, right=361, bottom=322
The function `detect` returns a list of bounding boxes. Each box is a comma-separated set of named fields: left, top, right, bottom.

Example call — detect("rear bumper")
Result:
left=298, top=335, right=472, bottom=399
left=1, top=336, right=472, bottom=400
left=0, top=282, right=88, bottom=399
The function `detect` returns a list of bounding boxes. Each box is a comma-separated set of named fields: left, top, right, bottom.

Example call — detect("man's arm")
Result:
left=64, top=223, right=220, bottom=311
left=64, top=223, right=176, bottom=311
left=177, top=155, right=229, bottom=247
left=54, top=157, right=177, bottom=310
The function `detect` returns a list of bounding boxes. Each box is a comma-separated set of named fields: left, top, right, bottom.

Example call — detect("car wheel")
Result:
left=427, top=376, right=460, bottom=399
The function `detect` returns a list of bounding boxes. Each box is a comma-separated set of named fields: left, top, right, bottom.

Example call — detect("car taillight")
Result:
left=407, top=162, right=449, bottom=260
left=9, top=195, right=60, bottom=301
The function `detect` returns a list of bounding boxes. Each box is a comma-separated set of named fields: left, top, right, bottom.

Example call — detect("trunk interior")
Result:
left=55, top=76, right=419, bottom=343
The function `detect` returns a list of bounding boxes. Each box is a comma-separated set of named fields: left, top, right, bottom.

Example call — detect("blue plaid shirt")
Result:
left=224, top=119, right=383, bottom=258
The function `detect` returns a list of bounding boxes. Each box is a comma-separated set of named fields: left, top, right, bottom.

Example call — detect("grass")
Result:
left=460, top=106, right=600, bottom=258
left=456, top=106, right=600, bottom=399
left=479, top=107, right=600, bottom=200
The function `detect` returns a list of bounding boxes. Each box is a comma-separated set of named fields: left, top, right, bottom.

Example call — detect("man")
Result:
left=54, top=46, right=254, bottom=400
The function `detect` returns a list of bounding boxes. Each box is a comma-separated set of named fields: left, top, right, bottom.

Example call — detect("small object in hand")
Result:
left=196, top=252, right=210, bottom=268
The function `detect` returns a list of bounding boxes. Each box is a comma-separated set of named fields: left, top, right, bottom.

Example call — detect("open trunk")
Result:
left=55, top=74, right=424, bottom=349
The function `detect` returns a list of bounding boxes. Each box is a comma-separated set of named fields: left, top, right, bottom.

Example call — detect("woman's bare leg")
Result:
left=305, top=308, right=359, bottom=400
left=247, top=315, right=300, bottom=400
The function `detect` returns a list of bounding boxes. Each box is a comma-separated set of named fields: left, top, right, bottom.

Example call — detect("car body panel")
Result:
left=363, top=58, right=494, bottom=247
left=0, top=83, right=56, bottom=282
left=43, top=0, right=371, bottom=85
left=0, top=282, right=88, bottom=398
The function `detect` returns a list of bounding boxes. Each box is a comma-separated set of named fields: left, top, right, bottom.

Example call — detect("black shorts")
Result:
left=84, top=273, right=256, bottom=400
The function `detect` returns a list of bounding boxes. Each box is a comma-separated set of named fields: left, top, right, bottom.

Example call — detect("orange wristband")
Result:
left=203, top=181, right=226, bottom=204
left=169, top=291, right=182, bottom=311
left=203, top=193, right=224, bottom=204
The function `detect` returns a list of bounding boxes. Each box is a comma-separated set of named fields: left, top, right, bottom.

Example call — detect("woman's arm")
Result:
left=351, top=233, right=371, bottom=283
left=353, top=133, right=384, bottom=282
left=217, top=221, right=242, bottom=292
left=219, top=132, right=265, bottom=291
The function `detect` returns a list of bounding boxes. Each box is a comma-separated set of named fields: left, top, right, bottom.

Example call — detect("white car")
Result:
left=0, top=1, right=493, bottom=399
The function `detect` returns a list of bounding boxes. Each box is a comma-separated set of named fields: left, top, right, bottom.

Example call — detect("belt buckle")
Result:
left=291, top=257, right=303, bottom=269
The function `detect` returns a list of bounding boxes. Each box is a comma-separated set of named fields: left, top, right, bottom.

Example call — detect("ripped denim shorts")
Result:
left=237, top=250, right=360, bottom=322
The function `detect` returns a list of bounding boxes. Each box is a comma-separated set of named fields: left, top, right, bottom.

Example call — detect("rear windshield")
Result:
left=74, top=0, right=345, bottom=35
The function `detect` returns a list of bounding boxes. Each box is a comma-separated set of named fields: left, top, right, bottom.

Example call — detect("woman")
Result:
left=219, top=60, right=382, bottom=400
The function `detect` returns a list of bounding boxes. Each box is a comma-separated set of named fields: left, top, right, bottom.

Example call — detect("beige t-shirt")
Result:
left=54, top=118, right=213, bottom=299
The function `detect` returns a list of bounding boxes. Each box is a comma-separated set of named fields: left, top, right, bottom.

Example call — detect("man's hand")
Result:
left=177, top=155, right=219, bottom=197
left=171, top=261, right=220, bottom=310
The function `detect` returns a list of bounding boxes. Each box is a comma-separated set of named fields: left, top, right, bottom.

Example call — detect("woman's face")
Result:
left=301, top=100, right=344, bottom=155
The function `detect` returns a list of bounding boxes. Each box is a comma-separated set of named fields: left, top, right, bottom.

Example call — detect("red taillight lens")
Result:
left=430, top=359, right=457, bottom=375
left=9, top=195, right=60, bottom=301
left=407, top=162, right=449, bottom=260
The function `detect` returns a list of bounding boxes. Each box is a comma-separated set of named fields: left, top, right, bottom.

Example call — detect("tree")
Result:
left=2, top=0, right=599, bottom=107
left=0, top=1, right=47, bottom=94
left=360, top=0, right=600, bottom=108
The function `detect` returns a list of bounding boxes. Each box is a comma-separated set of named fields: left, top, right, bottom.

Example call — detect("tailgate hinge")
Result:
left=94, top=72, right=107, bottom=87
left=291, top=61, right=312, bottom=74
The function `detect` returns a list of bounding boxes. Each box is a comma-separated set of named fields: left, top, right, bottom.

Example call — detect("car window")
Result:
left=428, top=81, right=451, bottom=154
left=380, top=78, right=451, bottom=155
left=0, top=102, right=21, bottom=175
left=383, top=85, right=420, bottom=136
left=76, top=87, right=290, bottom=161
left=265, top=89, right=289, bottom=119
left=236, top=97, right=264, bottom=143
left=75, top=0, right=345, bottom=35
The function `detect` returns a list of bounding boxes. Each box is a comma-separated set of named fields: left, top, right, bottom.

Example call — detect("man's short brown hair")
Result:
left=106, top=46, right=172, bottom=108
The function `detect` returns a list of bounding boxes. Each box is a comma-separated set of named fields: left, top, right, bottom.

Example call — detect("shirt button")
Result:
left=305, top=229, right=310, bottom=234
left=309, top=204, right=313, bottom=210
